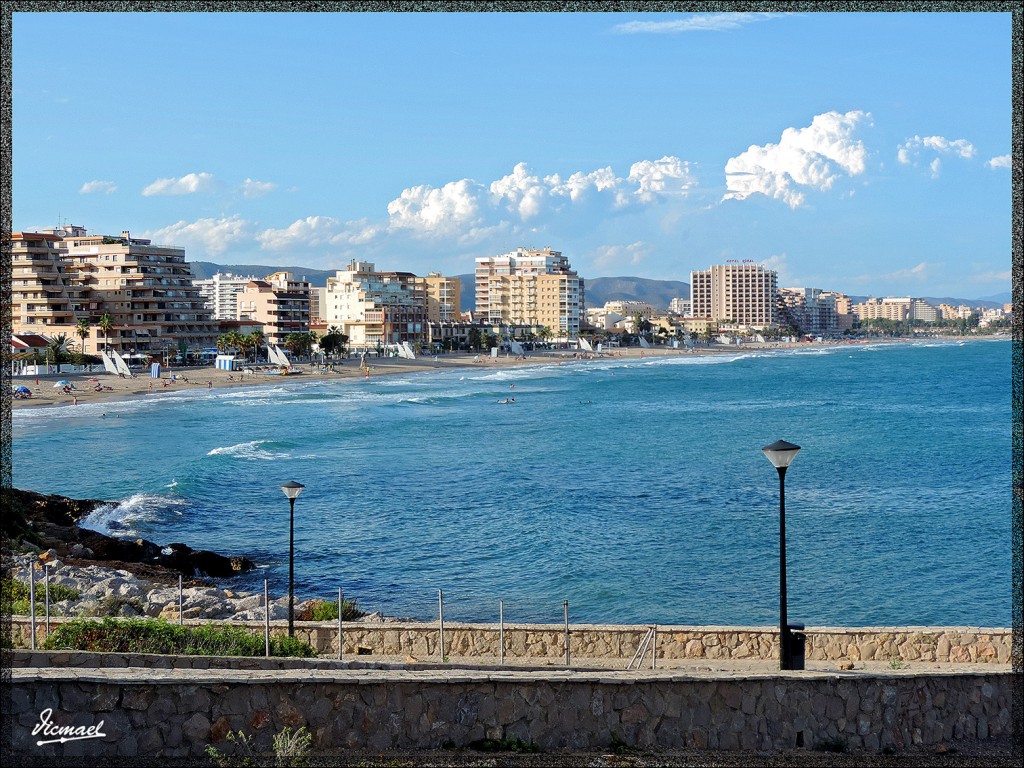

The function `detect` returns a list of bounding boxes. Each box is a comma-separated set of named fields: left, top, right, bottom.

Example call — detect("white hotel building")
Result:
left=194, top=272, right=260, bottom=321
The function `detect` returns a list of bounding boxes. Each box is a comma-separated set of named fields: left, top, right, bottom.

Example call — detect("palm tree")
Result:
left=250, top=329, right=266, bottom=362
left=75, top=318, right=92, bottom=355
left=97, top=313, right=114, bottom=353
left=46, top=333, right=72, bottom=374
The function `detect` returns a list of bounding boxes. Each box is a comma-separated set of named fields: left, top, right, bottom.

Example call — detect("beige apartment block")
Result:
left=13, top=226, right=217, bottom=357
left=424, top=272, right=461, bottom=323
left=689, top=261, right=778, bottom=329
left=237, top=272, right=311, bottom=346
left=853, top=297, right=938, bottom=323
left=475, top=247, right=583, bottom=338
left=322, top=261, right=427, bottom=351
left=11, top=232, right=84, bottom=337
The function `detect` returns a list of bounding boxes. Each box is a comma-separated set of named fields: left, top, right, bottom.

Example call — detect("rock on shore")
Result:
left=2, top=488, right=255, bottom=579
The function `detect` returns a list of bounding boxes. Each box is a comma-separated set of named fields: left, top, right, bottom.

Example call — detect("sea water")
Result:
left=11, top=339, right=1012, bottom=628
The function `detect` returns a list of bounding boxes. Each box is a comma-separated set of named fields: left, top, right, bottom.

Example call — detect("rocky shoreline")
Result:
left=1, top=488, right=374, bottom=624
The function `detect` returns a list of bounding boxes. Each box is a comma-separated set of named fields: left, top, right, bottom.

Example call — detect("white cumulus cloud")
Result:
left=986, top=154, right=1011, bottom=169
left=613, top=12, right=778, bottom=34
left=897, top=135, right=976, bottom=176
left=143, top=215, right=253, bottom=257
left=490, top=163, right=549, bottom=220
left=79, top=180, right=117, bottom=195
left=387, top=179, right=484, bottom=234
left=628, top=157, right=698, bottom=203
left=257, top=216, right=385, bottom=251
left=142, top=172, right=215, bottom=197
left=240, top=178, right=277, bottom=198
left=723, top=110, right=870, bottom=208
left=387, top=157, right=700, bottom=238
left=257, top=216, right=343, bottom=250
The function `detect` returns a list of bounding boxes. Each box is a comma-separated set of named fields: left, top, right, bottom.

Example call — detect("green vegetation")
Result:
left=300, top=596, right=365, bottom=622
left=2, top=576, right=80, bottom=615
left=467, top=737, right=542, bottom=754
left=206, top=726, right=314, bottom=767
left=43, top=616, right=317, bottom=657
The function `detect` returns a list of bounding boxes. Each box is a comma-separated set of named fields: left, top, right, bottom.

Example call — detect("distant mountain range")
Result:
left=189, top=261, right=1008, bottom=312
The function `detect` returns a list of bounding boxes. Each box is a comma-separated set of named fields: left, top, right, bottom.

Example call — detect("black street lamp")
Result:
left=761, top=440, right=802, bottom=670
left=280, top=481, right=305, bottom=637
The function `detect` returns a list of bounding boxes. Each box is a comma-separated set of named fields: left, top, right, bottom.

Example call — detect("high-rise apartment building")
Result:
left=668, top=297, right=691, bottom=316
left=689, top=261, right=778, bottom=329
left=777, top=288, right=838, bottom=336
left=322, top=261, right=427, bottom=351
left=237, top=271, right=311, bottom=346
left=194, top=272, right=259, bottom=320
left=12, top=226, right=217, bottom=356
left=424, top=272, right=462, bottom=323
left=474, top=247, right=584, bottom=338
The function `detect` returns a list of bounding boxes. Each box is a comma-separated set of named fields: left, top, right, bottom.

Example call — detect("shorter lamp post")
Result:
left=280, top=481, right=305, bottom=637
left=761, top=440, right=801, bottom=670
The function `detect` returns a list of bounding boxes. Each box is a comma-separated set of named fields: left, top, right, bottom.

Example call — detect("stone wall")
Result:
left=8, top=664, right=1012, bottom=758
left=13, top=616, right=1012, bottom=664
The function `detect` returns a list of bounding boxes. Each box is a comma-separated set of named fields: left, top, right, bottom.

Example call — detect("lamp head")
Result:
left=761, top=440, right=801, bottom=470
left=280, top=481, right=305, bottom=500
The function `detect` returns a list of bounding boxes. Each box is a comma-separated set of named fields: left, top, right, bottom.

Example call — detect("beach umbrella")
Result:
left=14, top=386, right=30, bottom=394
left=53, top=380, right=72, bottom=388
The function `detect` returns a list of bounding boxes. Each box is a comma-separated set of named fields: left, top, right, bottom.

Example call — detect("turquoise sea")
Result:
left=11, top=339, right=1012, bottom=628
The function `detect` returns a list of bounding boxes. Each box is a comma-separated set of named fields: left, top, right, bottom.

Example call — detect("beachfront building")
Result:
left=194, top=272, right=260, bottom=321
left=939, top=303, right=976, bottom=320
left=237, top=272, right=311, bottom=347
left=424, top=272, right=462, bottom=323
left=689, top=261, right=778, bottom=330
left=777, top=288, right=839, bottom=336
left=822, top=291, right=855, bottom=332
left=668, top=298, right=691, bottom=316
left=12, top=226, right=218, bottom=358
left=322, top=261, right=427, bottom=352
left=474, top=247, right=584, bottom=339
left=11, top=231, right=84, bottom=334
left=853, top=297, right=939, bottom=323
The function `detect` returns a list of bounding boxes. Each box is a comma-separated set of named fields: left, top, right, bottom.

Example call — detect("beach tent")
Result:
left=53, top=380, right=73, bottom=388
left=14, top=385, right=31, bottom=394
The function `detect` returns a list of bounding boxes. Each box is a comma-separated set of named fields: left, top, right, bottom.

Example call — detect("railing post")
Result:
left=264, top=579, right=270, bottom=657
left=338, top=587, right=343, bottom=661
left=652, top=625, right=657, bottom=670
left=438, top=589, right=445, bottom=662
left=499, top=600, right=504, bottom=666
left=29, top=566, right=36, bottom=651
left=563, top=599, right=570, bottom=666
left=178, top=574, right=183, bottom=626
left=44, top=564, right=51, bottom=638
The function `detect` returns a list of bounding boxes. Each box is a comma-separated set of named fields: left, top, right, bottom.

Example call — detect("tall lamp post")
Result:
left=761, top=440, right=801, bottom=670
left=280, top=481, right=305, bottom=637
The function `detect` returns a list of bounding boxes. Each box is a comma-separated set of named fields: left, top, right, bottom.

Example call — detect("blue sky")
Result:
left=12, top=10, right=1013, bottom=298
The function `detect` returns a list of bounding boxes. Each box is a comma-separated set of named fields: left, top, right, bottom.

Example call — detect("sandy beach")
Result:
left=10, top=334, right=985, bottom=410
left=9, top=344, right=759, bottom=410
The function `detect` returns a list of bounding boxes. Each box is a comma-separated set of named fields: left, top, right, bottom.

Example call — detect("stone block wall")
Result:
left=11, top=617, right=1012, bottom=665
left=8, top=668, right=1012, bottom=758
